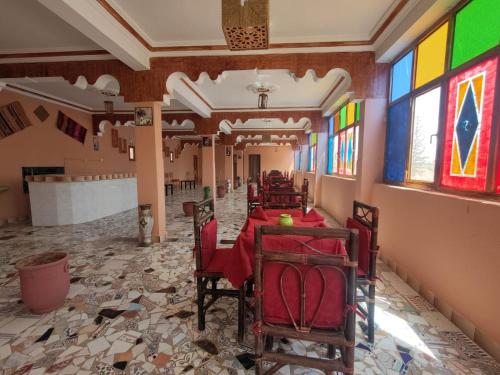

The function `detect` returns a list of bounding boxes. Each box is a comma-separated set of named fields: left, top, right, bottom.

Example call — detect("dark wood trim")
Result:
left=96, top=0, right=409, bottom=52
left=0, top=50, right=109, bottom=59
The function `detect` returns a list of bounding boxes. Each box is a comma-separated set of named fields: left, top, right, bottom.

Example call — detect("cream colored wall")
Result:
left=243, top=145, right=294, bottom=180
left=214, top=144, right=226, bottom=184
left=0, top=91, right=136, bottom=223
left=163, top=138, right=200, bottom=181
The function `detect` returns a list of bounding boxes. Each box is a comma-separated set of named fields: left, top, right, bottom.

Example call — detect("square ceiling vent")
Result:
left=222, top=0, right=269, bottom=50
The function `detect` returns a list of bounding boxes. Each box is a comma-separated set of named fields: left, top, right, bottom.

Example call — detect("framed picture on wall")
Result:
left=225, top=146, right=231, bottom=156
left=169, top=151, right=174, bottom=163
left=128, top=145, right=136, bottom=161
left=134, top=107, right=153, bottom=126
left=93, top=136, right=99, bottom=151
left=119, top=138, right=127, bottom=153
left=111, top=128, right=119, bottom=148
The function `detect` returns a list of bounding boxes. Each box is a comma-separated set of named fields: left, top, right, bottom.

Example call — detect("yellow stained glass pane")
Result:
left=347, top=103, right=356, bottom=125
left=415, top=22, right=448, bottom=88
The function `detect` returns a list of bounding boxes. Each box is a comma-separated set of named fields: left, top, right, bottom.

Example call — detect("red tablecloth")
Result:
left=224, top=213, right=336, bottom=288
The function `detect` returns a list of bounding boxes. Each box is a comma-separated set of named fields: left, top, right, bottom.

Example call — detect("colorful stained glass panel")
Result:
left=340, top=106, right=347, bottom=129
left=415, top=22, right=448, bottom=88
left=354, top=126, right=359, bottom=176
left=391, top=51, right=414, bottom=101
left=346, top=127, right=354, bottom=175
left=355, top=102, right=361, bottom=122
left=452, top=0, right=500, bottom=68
left=339, top=131, right=346, bottom=175
left=334, top=112, right=340, bottom=132
left=347, top=103, right=356, bottom=125
left=441, top=57, right=498, bottom=191
left=384, top=98, right=411, bottom=182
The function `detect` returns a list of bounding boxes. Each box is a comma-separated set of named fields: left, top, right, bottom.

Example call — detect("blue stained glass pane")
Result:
left=327, top=136, right=333, bottom=174
left=384, top=99, right=411, bottom=182
left=329, top=116, right=334, bottom=134
left=391, top=51, right=414, bottom=101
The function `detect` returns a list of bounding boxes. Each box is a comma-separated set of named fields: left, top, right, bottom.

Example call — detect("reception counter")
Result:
left=27, top=174, right=137, bottom=226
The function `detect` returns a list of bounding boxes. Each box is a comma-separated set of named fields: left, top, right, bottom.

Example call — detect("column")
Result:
left=134, top=102, right=166, bottom=242
left=225, top=145, right=234, bottom=191
left=201, top=135, right=216, bottom=200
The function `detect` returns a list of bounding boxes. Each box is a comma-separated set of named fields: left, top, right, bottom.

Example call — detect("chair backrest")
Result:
left=254, top=225, right=358, bottom=333
left=346, top=200, right=379, bottom=277
left=193, top=198, right=216, bottom=272
left=263, top=191, right=307, bottom=214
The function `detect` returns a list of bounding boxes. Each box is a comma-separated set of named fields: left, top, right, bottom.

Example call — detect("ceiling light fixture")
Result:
left=258, top=92, right=268, bottom=109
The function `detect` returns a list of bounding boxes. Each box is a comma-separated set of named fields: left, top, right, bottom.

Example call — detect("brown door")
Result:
left=193, top=155, right=198, bottom=182
left=248, top=154, right=260, bottom=182
left=233, top=154, right=238, bottom=183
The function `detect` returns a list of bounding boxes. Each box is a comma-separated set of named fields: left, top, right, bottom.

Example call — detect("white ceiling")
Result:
left=110, top=0, right=398, bottom=46
left=0, top=0, right=99, bottom=53
left=226, top=118, right=310, bottom=130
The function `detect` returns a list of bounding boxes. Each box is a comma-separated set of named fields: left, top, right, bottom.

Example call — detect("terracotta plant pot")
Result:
left=216, top=185, right=226, bottom=198
left=15, top=252, right=69, bottom=314
left=183, top=201, right=196, bottom=217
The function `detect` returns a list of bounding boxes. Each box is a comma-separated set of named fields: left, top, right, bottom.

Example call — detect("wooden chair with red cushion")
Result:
left=253, top=225, right=359, bottom=375
left=346, top=200, right=379, bottom=343
left=193, top=198, right=246, bottom=343
left=247, top=183, right=263, bottom=215
left=263, top=191, right=307, bottom=214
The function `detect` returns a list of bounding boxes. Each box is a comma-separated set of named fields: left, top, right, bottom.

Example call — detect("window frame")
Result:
left=308, top=133, right=317, bottom=172
left=384, top=0, right=500, bottom=201
left=327, top=102, right=361, bottom=178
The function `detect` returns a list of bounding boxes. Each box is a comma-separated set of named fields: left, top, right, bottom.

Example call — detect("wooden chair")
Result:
left=247, top=182, right=263, bottom=215
left=262, top=191, right=307, bottom=214
left=253, top=225, right=359, bottom=374
left=347, top=200, right=379, bottom=343
left=193, top=199, right=246, bottom=343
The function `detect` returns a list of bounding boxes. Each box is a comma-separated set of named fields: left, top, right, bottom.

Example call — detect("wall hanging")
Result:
left=56, top=111, right=86, bottom=144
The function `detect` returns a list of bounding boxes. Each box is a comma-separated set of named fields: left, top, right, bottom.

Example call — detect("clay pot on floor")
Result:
left=217, top=185, right=226, bottom=198
left=15, top=252, right=69, bottom=314
left=183, top=201, right=196, bottom=217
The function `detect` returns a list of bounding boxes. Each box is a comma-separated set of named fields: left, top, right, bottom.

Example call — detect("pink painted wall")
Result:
left=0, top=91, right=136, bottom=223
left=243, top=145, right=294, bottom=180
left=163, top=138, right=200, bottom=181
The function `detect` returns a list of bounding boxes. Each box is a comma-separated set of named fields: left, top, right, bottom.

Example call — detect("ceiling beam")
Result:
left=37, top=0, right=149, bottom=70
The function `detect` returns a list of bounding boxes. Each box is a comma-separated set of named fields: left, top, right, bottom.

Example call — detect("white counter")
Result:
left=28, top=177, right=138, bottom=226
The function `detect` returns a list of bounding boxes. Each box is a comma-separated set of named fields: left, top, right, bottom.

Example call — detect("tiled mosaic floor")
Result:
left=0, top=187, right=499, bottom=374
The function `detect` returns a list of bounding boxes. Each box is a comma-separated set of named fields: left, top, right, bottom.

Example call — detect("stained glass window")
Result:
left=334, top=112, right=340, bottom=132
left=390, top=51, right=414, bottom=101
left=340, top=106, right=347, bottom=129
left=347, top=103, right=356, bottom=125
left=308, top=133, right=317, bottom=172
left=339, top=131, right=346, bottom=175
left=452, top=0, right=500, bottom=69
left=345, top=127, right=354, bottom=175
left=441, top=57, right=498, bottom=191
left=354, top=127, right=359, bottom=176
left=333, top=135, right=339, bottom=174
left=327, top=117, right=334, bottom=174
left=409, top=87, right=441, bottom=182
left=355, top=103, right=361, bottom=122
left=415, top=22, right=449, bottom=88
left=384, top=99, right=411, bottom=183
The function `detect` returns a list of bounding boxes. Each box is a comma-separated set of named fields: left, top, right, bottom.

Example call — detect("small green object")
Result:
left=203, top=186, right=211, bottom=200
left=279, top=214, right=293, bottom=226
left=0, top=186, right=8, bottom=193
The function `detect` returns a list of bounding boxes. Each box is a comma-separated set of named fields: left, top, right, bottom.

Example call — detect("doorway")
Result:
left=248, top=154, right=260, bottom=182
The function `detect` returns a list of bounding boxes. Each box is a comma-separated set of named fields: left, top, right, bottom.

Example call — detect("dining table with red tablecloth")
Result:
left=223, top=207, right=346, bottom=288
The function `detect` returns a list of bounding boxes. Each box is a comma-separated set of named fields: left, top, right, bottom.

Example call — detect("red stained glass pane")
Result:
left=441, top=57, right=498, bottom=191
left=339, top=131, right=346, bottom=175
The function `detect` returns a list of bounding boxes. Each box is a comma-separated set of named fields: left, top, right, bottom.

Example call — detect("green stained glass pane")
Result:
left=340, top=106, right=347, bottom=129
left=312, top=133, right=317, bottom=145
left=452, top=0, right=500, bottom=68
left=355, top=103, right=361, bottom=122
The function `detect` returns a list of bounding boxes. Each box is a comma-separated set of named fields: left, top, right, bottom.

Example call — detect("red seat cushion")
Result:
left=204, top=248, right=232, bottom=273
left=200, top=219, right=218, bottom=270
left=302, top=208, right=324, bottom=222
left=346, top=217, right=372, bottom=275
left=250, top=206, right=269, bottom=221
left=357, top=268, right=367, bottom=277
left=264, top=209, right=303, bottom=217
left=261, top=235, right=346, bottom=329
